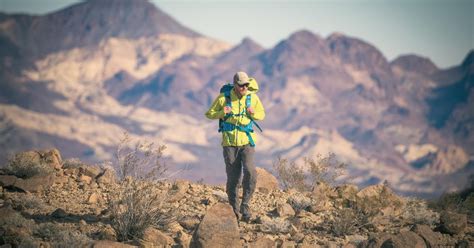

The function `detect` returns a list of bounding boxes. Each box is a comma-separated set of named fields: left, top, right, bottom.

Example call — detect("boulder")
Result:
left=140, top=227, right=173, bottom=248
left=256, top=167, right=279, bottom=193
left=382, top=232, right=426, bottom=248
left=79, top=165, right=102, bottom=178
left=250, top=236, right=275, bottom=248
left=439, top=211, right=467, bottom=235
left=13, top=174, right=55, bottom=192
left=92, top=240, right=137, bottom=248
left=0, top=175, right=17, bottom=187
left=274, top=203, right=296, bottom=218
left=411, top=224, right=445, bottom=247
left=41, top=149, right=62, bottom=170
left=96, top=167, right=117, bottom=185
left=191, top=203, right=240, bottom=248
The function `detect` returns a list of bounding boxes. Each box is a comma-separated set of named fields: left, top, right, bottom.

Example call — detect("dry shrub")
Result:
left=260, top=217, right=291, bottom=234
left=3, top=152, right=55, bottom=179
left=273, top=157, right=307, bottom=192
left=401, top=198, right=439, bottom=227
left=11, top=193, right=48, bottom=212
left=273, top=153, right=347, bottom=192
left=115, top=132, right=167, bottom=181
left=34, top=223, right=90, bottom=247
left=62, top=158, right=86, bottom=169
left=287, top=193, right=313, bottom=213
left=328, top=207, right=369, bottom=236
left=0, top=210, right=36, bottom=246
left=108, top=178, right=173, bottom=241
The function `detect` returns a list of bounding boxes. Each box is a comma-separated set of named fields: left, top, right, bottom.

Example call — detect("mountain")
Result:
left=0, top=0, right=200, bottom=59
left=0, top=2, right=472, bottom=197
left=391, top=54, right=439, bottom=76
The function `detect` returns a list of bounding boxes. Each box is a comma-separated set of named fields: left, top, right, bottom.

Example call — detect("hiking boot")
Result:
left=241, top=214, right=252, bottom=223
left=240, top=204, right=252, bottom=222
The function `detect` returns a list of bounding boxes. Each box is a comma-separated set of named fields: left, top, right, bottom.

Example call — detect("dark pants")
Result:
left=223, top=145, right=256, bottom=218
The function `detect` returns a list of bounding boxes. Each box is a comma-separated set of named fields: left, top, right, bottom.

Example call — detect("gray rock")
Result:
left=275, top=203, right=296, bottom=218
left=411, top=224, right=445, bottom=247
left=256, top=167, right=279, bottom=194
left=250, top=236, right=275, bottom=248
left=140, top=227, right=173, bottom=247
left=14, top=174, right=55, bottom=192
left=380, top=231, right=426, bottom=248
left=0, top=175, right=17, bottom=187
left=51, top=208, right=68, bottom=218
left=92, top=240, right=137, bottom=248
left=191, top=203, right=240, bottom=248
left=439, top=211, right=467, bottom=235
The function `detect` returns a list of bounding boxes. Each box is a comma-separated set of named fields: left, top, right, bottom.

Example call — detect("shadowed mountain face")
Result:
left=0, top=1, right=472, bottom=197
left=0, top=0, right=200, bottom=59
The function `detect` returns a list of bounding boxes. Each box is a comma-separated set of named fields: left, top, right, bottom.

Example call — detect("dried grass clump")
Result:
left=62, top=158, right=86, bottom=169
left=34, top=223, right=91, bottom=247
left=4, top=152, right=55, bottom=179
left=273, top=153, right=347, bottom=192
left=0, top=210, right=36, bottom=246
left=108, top=178, right=173, bottom=241
left=260, top=217, right=292, bottom=234
left=11, top=193, right=48, bottom=212
left=115, top=132, right=167, bottom=181
left=401, top=198, right=439, bottom=227
left=287, top=193, right=313, bottom=213
left=328, top=207, right=368, bottom=236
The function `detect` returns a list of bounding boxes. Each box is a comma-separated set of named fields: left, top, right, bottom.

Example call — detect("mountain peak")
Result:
left=326, top=32, right=390, bottom=72
left=1, top=0, right=200, bottom=58
left=287, top=29, right=323, bottom=43
left=391, top=54, right=439, bottom=75
left=238, top=37, right=264, bottom=51
left=462, top=49, right=474, bottom=68
left=215, top=37, right=263, bottom=64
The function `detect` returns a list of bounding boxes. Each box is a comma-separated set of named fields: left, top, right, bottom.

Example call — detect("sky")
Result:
left=0, top=0, right=472, bottom=69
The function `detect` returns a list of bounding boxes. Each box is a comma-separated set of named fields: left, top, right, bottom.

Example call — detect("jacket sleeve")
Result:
left=205, top=94, right=226, bottom=120
left=250, top=94, right=265, bottom=121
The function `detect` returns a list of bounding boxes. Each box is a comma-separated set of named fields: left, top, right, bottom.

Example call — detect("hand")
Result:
left=247, top=107, right=254, bottom=115
left=224, top=106, right=232, bottom=114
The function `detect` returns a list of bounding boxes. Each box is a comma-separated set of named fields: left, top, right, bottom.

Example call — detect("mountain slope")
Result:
left=0, top=0, right=200, bottom=59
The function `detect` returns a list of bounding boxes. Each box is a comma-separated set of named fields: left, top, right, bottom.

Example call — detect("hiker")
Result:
left=205, top=71, right=266, bottom=222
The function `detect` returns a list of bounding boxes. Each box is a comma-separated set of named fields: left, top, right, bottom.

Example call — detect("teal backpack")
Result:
left=218, top=78, right=263, bottom=147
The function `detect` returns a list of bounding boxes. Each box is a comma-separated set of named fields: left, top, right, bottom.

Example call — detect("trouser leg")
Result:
left=223, top=146, right=242, bottom=216
left=240, top=145, right=256, bottom=218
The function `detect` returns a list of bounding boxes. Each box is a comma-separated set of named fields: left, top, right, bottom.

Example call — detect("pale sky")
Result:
left=0, top=0, right=472, bottom=69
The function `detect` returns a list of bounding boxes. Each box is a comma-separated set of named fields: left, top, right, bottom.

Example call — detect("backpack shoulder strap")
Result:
left=224, top=89, right=232, bottom=107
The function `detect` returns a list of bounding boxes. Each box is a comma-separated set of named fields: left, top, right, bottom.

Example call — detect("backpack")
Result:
left=218, top=78, right=263, bottom=147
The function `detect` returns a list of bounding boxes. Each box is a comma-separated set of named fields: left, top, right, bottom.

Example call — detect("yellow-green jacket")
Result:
left=205, top=89, right=265, bottom=147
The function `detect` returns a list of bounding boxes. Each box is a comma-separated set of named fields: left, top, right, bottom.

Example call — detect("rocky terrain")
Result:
left=0, top=149, right=472, bottom=247
left=0, top=0, right=473, bottom=197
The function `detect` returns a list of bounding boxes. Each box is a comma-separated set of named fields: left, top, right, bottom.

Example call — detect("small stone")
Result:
left=51, top=208, right=68, bottom=218
left=79, top=175, right=92, bottom=184
left=88, top=193, right=99, bottom=204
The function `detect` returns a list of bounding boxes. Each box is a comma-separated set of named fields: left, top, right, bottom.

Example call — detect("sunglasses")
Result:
left=236, top=83, right=250, bottom=88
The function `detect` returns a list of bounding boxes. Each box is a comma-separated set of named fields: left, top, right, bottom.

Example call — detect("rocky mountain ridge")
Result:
left=0, top=0, right=472, bottom=197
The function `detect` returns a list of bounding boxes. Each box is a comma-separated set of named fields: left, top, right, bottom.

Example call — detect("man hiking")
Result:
left=205, top=71, right=266, bottom=222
